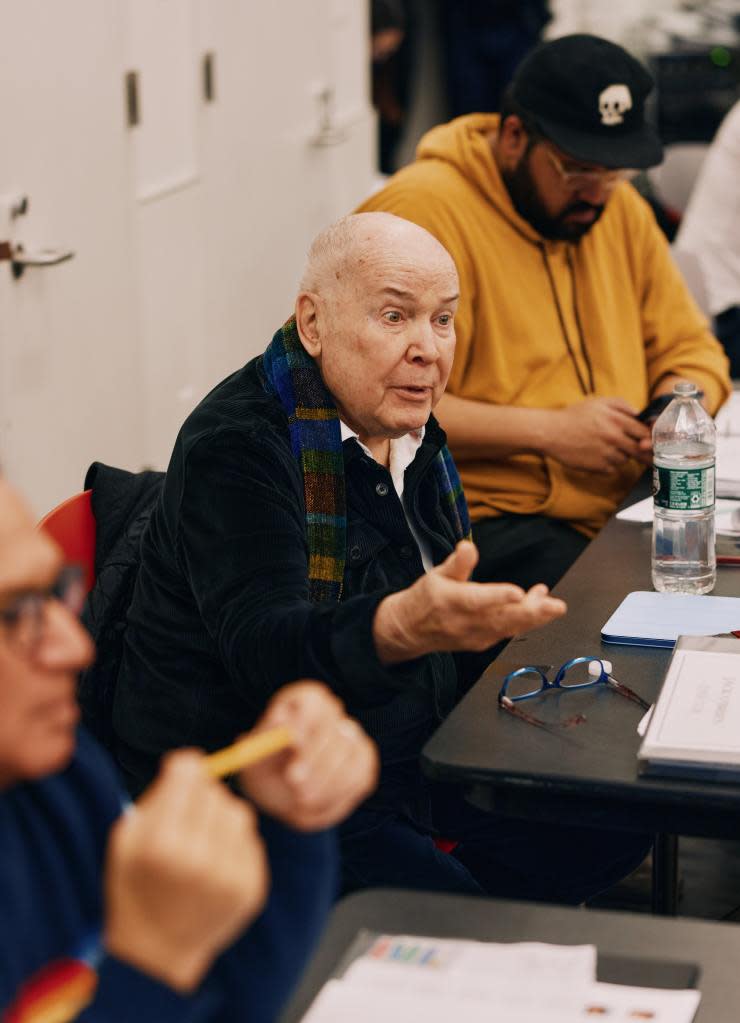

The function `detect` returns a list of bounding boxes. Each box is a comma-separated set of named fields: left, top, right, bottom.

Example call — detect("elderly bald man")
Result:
left=112, top=212, right=649, bottom=902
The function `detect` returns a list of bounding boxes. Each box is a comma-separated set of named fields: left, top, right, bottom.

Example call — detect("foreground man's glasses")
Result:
left=0, top=565, right=86, bottom=656
left=498, top=656, right=650, bottom=729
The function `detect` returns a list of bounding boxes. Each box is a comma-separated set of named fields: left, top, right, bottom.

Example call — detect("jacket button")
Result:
left=350, top=545, right=362, bottom=561
left=400, top=544, right=414, bottom=559
left=375, top=482, right=389, bottom=497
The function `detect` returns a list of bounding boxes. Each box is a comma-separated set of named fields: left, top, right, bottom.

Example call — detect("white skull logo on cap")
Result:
left=598, top=84, right=632, bottom=126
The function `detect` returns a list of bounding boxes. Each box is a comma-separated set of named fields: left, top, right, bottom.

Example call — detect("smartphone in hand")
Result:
left=636, top=391, right=704, bottom=424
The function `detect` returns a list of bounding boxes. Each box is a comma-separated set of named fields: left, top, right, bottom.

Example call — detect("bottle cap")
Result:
left=673, top=381, right=698, bottom=397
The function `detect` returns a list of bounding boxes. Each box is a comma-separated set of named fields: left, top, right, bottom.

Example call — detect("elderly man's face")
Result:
left=0, top=480, right=94, bottom=788
left=304, top=231, right=459, bottom=456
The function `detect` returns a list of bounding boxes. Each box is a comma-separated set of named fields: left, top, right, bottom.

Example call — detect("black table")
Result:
left=281, top=889, right=739, bottom=1022
left=422, top=507, right=740, bottom=914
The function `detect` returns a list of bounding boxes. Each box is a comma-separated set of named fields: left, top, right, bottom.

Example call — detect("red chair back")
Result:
left=38, top=490, right=96, bottom=595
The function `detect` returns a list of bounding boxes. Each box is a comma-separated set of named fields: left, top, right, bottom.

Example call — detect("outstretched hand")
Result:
left=373, top=540, right=566, bottom=664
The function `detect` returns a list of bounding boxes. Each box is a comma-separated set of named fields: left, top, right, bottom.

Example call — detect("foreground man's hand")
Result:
left=373, top=540, right=567, bottom=664
left=239, top=681, right=379, bottom=831
left=104, top=751, right=269, bottom=993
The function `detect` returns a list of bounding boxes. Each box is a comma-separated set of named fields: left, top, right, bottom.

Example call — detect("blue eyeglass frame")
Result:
left=500, top=656, right=609, bottom=704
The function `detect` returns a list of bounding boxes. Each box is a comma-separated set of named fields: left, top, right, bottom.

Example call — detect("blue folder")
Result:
left=601, top=591, right=740, bottom=648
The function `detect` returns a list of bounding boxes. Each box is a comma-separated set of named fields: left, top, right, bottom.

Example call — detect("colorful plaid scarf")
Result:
left=262, top=317, right=471, bottom=603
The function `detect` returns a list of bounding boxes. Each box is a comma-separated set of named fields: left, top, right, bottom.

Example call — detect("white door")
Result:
left=0, top=0, right=375, bottom=510
left=127, top=0, right=375, bottom=464
left=127, top=0, right=208, bottom=470
left=0, top=0, right=145, bottom=515
left=195, top=0, right=376, bottom=383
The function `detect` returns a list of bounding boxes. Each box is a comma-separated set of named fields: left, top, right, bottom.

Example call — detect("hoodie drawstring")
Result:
left=539, top=244, right=595, bottom=396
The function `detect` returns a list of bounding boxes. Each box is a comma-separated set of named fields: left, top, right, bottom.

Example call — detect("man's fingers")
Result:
left=257, top=681, right=343, bottom=745
left=464, top=580, right=526, bottom=609
left=284, top=716, right=366, bottom=790
left=288, top=732, right=378, bottom=830
left=138, top=749, right=207, bottom=818
left=285, top=731, right=351, bottom=806
left=434, top=539, right=479, bottom=582
left=501, top=594, right=567, bottom=632
left=498, top=589, right=566, bottom=623
left=603, top=396, right=634, bottom=411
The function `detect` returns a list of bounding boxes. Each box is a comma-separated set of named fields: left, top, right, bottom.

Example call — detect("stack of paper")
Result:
left=300, top=934, right=700, bottom=1023
left=617, top=496, right=740, bottom=536
left=715, top=392, right=740, bottom=497
left=715, top=391, right=740, bottom=436
left=601, top=591, right=740, bottom=647
left=639, top=635, right=740, bottom=780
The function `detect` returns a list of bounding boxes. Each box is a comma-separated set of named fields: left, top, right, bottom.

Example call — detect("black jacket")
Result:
left=112, top=357, right=468, bottom=823
left=79, top=462, right=164, bottom=748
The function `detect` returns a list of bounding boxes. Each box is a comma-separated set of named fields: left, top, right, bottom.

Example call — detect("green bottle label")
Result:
left=653, top=463, right=715, bottom=511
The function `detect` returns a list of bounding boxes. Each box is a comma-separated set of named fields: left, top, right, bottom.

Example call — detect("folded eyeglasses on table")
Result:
left=498, top=656, right=650, bottom=729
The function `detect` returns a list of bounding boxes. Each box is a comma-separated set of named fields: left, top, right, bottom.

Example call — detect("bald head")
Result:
left=299, top=212, right=457, bottom=298
left=294, top=213, right=459, bottom=464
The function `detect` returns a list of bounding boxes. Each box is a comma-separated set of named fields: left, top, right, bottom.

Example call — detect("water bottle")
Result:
left=652, top=381, right=716, bottom=594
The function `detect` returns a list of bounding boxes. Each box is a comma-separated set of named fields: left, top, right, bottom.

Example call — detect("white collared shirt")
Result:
left=340, top=421, right=434, bottom=572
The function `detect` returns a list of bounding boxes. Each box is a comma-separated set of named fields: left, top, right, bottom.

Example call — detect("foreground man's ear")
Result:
left=295, top=292, right=322, bottom=357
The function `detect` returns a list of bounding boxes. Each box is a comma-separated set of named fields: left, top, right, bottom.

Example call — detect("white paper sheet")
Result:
left=302, top=979, right=700, bottom=1023
left=300, top=937, right=701, bottom=1023
left=715, top=391, right=740, bottom=437
left=643, top=648, right=740, bottom=756
left=342, top=937, right=596, bottom=998
left=637, top=705, right=654, bottom=736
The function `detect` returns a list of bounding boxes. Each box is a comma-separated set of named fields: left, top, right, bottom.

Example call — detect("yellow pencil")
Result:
left=203, top=726, right=294, bottom=779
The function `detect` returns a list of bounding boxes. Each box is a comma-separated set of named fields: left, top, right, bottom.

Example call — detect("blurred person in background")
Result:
left=676, top=100, right=740, bottom=378
left=372, top=0, right=414, bottom=173
left=441, top=0, right=551, bottom=118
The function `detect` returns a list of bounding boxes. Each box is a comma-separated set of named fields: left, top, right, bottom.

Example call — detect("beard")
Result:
left=501, top=152, right=605, bottom=241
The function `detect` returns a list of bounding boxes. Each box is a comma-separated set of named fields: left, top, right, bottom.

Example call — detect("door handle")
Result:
left=308, top=86, right=348, bottom=147
left=0, top=242, right=75, bottom=279
left=0, top=195, right=74, bottom=278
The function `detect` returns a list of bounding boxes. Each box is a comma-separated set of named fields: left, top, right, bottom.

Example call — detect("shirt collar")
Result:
left=339, top=420, right=425, bottom=496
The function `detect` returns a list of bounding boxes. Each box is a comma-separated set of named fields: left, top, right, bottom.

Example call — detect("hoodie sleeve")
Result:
left=629, top=189, right=731, bottom=414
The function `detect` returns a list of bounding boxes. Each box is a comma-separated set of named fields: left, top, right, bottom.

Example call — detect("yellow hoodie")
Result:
left=358, top=114, right=731, bottom=537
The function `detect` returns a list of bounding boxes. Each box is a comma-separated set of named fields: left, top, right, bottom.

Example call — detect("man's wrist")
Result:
left=104, top=928, right=212, bottom=995
left=373, top=591, right=423, bottom=665
left=527, top=408, right=560, bottom=459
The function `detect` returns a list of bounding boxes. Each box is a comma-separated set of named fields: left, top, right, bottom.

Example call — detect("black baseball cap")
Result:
left=509, top=34, right=664, bottom=169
